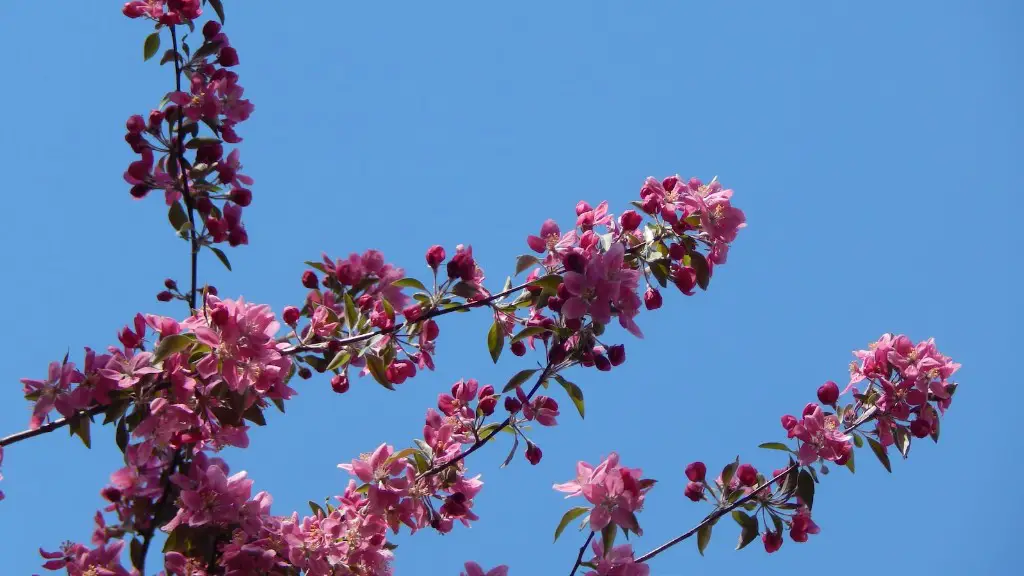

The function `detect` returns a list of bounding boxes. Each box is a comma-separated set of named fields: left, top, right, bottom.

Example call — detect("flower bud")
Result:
left=684, top=481, right=704, bottom=502
left=575, top=201, right=592, bottom=216
left=548, top=343, right=567, bottom=365
left=426, top=245, right=446, bottom=270
left=282, top=306, right=300, bottom=326
left=130, top=184, right=150, bottom=199
left=195, top=196, right=213, bottom=214
left=644, top=287, right=662, bottom=310
left=202, top=20, right=222, bottom=40
left=331, top=374, right=350, bottom=394
left=619, top=210, right=643, bottom=231
left=478, top=396, right=497, bottom=416
left=229, top=188, right=252, bottom=206
left=685, top=461, right=707, bottom=482
left=147, top=109, right=165, bottom=129
left=122, top=2, right=146, bottom=18
left=910, top=418, right=931, bottom=438
left=817, top=381, right=839, bottom=405
left=608, top=344, right=625, bottom=366
left=564, top=252, right=586, bottom=274
left=218, top=47, right=240, bottom=67
left=546, top=296, right=563, bottom=312
left=565, top=318, right=582, bottom=332
left=504, top=396, right=522, bottom=414
left=525, top=442, right=543, bottom=465
left=156, top=290, right=174, bottom=302
left=668, top=243, right=687, bottom=261
left=126, top=114, right=146, bottom=134
left=423, top=319, right=440, bottom=341
left=781, top=414, right=798, bottom=431
left=594, top=354, right=611, bottom=372
left=510, top=340, right=526, bottom=356
left=163, top=278, right=177, bottom=290
left=402, top=305, right=423, bottom=322
left=762, top=530, right=783, bottom=553
left=301, top=270, right=319, bottom=289
left=210, top=305, right=229, bottom=326
left=298, top=367, right=312, bottom=380
left=737, top=464, right=758, bottom=487
left=206, top=285, right=219, bottom=296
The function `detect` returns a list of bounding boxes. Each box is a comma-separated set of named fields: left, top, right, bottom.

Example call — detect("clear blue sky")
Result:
left=0, top=1, right=1019, bottom=574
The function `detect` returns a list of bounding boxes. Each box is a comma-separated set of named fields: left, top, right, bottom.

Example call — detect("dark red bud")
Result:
left=817, top=381, right=840, bottom=405
left=218, top=47, right=240, bottom=67
left=203, top=20, right=222, bottom=40
left=619, top=210, right=643, bottom=231
left=331, top=374, right=350, bottom=394
left=298, top=367, right=313, bottom=380
left=594, top=354, right=611, bottom=372
left=229, top=188, right=252, bottom=207
left=525, top=442, right=543, bottom=465
left=156, top=290, right=174, bottom=302
left=510, top=340, right=526, bottom=356
left=504, top=396, right=522, bottom=413
left=644, top=287, right=662, bottom=310
left=737, top=464, right=758, bottom=487
left=301, top=270, right=319, bottom=289
left=608, top=344, right=625, bottom=366
left=910, top=418, right=931, bottom=438
left=282, top=306, right=300, bottom=326
left=685, top=461, right=707, bottom=482
left=426, top=245, right=446, bottom=270
left=684, top=481, right=704, bottom=502
left=130, top=184, right=151, bottom=199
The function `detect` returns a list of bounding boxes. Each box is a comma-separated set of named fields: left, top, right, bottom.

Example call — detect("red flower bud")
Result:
left=331, top=374, right=350, bottom=394
left=130, top=184, right=150, bottom=199
left=126, top=114, right=146, bottom=134
left=910, top=418, right=931, bottom=438
left=510, top=340, right=526, bottom=356
left=210, top=305, right=229, bottom=326
left=217, top=47, right=240, bottom=67
left=426, top=245, right=446, bottom=270
left=565, top=318, right=582, bottom=332
left=546, top=296, right=563, bottom=312
left=619, top=210, right=643, bottom=231
left=608, top=344, right=625, bottom=366
left=301, top=270, right=319, bottom=289
left=298, top=367, right=312, bottom=380
left=202, top=20, right=222, bottom=40
left=564, top=252, right=586, bottom=274
left=644, top=287, right=662, bottom=310
left=525, top=442, right=543, bottom=465
left=737, top=464, right=758, bottom=487
left=423, top=319, right=439, bottom=341
left=817, top=381, right=839, bottom=405
left=762, top=530, right=784, bottom=553
left=684, top=481, right=704, bottom=502
left=206, top=285, right=218, bottom=296
left=282, top=306, right=300, bottom=326
left=478, top=396, right=497, bottom=416
left=504, top=396, right=522, bottom=414
left=781, top=414, right=798, bottom=430
left=668, top=243, right=686, bottom=261
left=195, top=196, right=213, bottom=214
left=402, top=305, right=423, bottom=322
left=122, top=2, right=146, bottom=18
left=230, top=188, right=252, bottom=207
left=594, top=354, right=611, bottom=372
left=575, top=200, right=592, bottom=216
left=163, top=278, right=177, bottom=290
left=156, top=290, right=174, bottom=302
left=548, top=343, right=567, bottom=365
left=685, top=461, right=706, bottom=482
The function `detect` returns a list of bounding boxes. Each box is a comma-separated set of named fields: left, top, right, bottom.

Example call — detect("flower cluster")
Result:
left=554, top=453, right=654, bottom=536
left=123, top=0, right=202, bottom=24
left=123, top=14, right=254, bottom=248
left=583, top=540, right=649, bottom=576
left=847, top=333, right=959, bottom=451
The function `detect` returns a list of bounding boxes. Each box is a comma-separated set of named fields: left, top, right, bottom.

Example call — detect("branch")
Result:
left=635, top=407, right=878, bottom=564
left=0, top=404, right=106, bottom=447
left=417, top=363, right=554, bottom=480
left=569, top=531, right=595, bottom=576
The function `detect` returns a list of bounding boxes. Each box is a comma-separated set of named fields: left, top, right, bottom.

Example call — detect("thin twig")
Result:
left=569, top=531, right=596, bottom=576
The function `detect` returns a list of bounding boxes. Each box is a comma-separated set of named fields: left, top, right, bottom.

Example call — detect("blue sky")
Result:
left=0, top=1, right=1020, bottom=574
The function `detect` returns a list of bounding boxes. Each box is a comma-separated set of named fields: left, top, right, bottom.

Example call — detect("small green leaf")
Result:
left=697, top=523, right=712, bottom=556
left=243, top=404, right=266, bottom=426
left=184, top=137, right=223, bottom=149
left=511, top=326, right=550, bottom=343
left=529, top=274, right=563, bottom=294
left=208, top=0, right=226, bottom=22
left=366, top=354, right=394, bottom=390
left=168, top=201, right=189, bottom=235
left=344, top=293, right=358, bottom=328
left=844, top=447, right=856, bottom=473
left=554, top=375, right=585, bottom=419
left=732, top=511, right=759, bottom=550
left=153, top=334, right=192, bottom=363
left=866, top=437, right=892, bottom=473
left=144, top=32, right=161, bottom=61
left=797, top=469, right=815, bottom=509
left=721, top=457, right=739, bottom=488
left=452, top=281, right=479, bottom=299
left=515, top=254, right=541, bottom=276
left=895, top=427, right=911, bottom=459
left=602, top=522, right=617, bottom=556
left=853, top=433, right=864, bottom=448
left=758, top=442, right=792, bottom=453
left=503, top=369, right=538, bottom=393
left=385, top=447, right=418, bottom=465
left=210, top=246, right=232, bottom=271
left=648, top=259, right=670, bottom=288
left=70, top=415, right=91, bottom=449
left=309, top=500, right=325, bottom=516
left=487, top=321, right=504, bottom=363
left=690, top=251, right=710, bottom=290
left=326, top=350, right=351, bottom=372
left=554, top=506, right=590, bottom=542
left=392, top=277, right=427, bottom=291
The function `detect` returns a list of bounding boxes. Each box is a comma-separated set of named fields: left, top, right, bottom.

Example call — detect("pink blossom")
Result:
left=554, top=453, right=652, bottom=534
left=462, top=562, right=510, bottom=576
left=790, top=505, right=820, bottom=542
left=584, top=540, right=649, bottom=576
left=785, top=404, right=852, bottom=465
left=21, top=360, right=85, bottom=429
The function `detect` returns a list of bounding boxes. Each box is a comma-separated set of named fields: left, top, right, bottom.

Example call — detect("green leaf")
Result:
left=529, top=274, right=563, bottom=294
left=797, top=469, right=815, bottom=509
left=867, top=437, right=892, bottom=473
left=130, top=538, right=144, bottom=569
left=487, top=320, right=504, bottom=363
left=243, top=404, right=266, bottom=426
left=392, top=277, right=427, bottom=291
left=554, top=507, right=590, bottom=542
left=500, top=433, right=520, bottom=468
left=168, top=201, right=189, bottom=235
left=70, top=415, right=91, bottom=449
left=511, top=326, right=550, bottom=343
left=697, top=523, right=712, bottom=556
left=895, top=427, right=911, bottom=459
left=602, top=522, right=617, bottom=556
left=515, top=254, right=541, bottom=276
left=690, top=251, right=711, bottom=290
left=648, top=259, right=670, bottom=288
left=452, top=281, right=479, bottom=299
left=208, top=0, right=226, bottom=23
left=554, top=375, right=585, bottom=419
left=210, top=246, right=231, bottom=271
left=385, top=447, right=418, bottom=465
left=720, top=457, right=739, bottom=488
left=732, top=511, right=759, bottom=550
left=309, top=500, right=325, bottom=516
left=326, top=350, right=351, bottom=372
left=853, top=433, right=864, bottom=449
left=153, top=334, right=192, bottom=363
left=930, top=417, right=941, bottom=444
left=366, top=354, right=394, bottom=390
left=184, top=137, right=223, bottom=149
left=758, top=442, right=793, bottom=453
left=344, top=293, right=358, bottom=328
left=116, top=418, right=129, bottom=453
left=144, top=32, right=161, bottom=61
left=844, top=447, right=856, bottom=473
left=503, top=369, right=538, bottom=393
